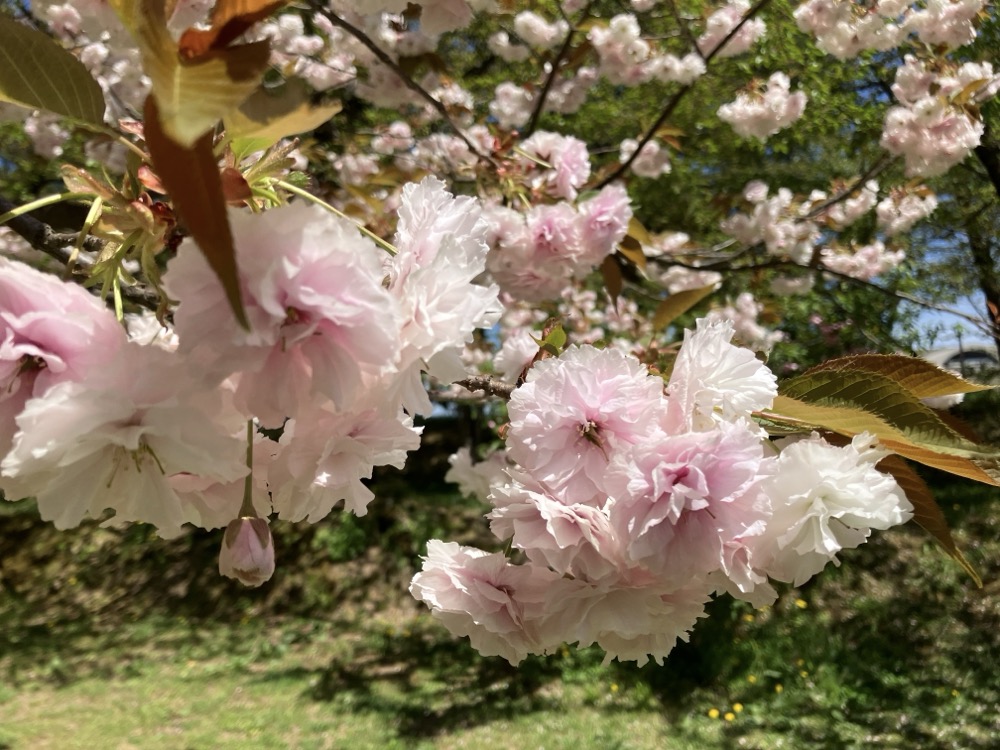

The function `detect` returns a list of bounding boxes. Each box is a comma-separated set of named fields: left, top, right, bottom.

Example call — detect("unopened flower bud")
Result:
left=219, top=517, right=275, bottom=587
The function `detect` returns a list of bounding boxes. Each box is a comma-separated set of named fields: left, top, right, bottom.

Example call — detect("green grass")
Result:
left=2, top=476, right=1000, bottom=749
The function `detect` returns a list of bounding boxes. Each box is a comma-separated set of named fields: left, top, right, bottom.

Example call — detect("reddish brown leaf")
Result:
left=137, top=164, right=166, bottom=194
left=220, top=167, right=252, bottom=205
left=601, top=255, right=623, bottom=306
left=878, top=454, right=981, bottom=587
left=179, top=0, right=289, bottom=60
left=143, top=95, right=248, bottom=328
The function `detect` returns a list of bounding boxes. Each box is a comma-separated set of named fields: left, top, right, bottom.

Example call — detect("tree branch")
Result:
left=974, top=120, right=1000, bottom=201
left=454, top=375, right=516, bottom=401
left=650, top=252, right=993, bottom=334
left=801, top=153, right=897, bottom=220
left=524, top=2, right=593, bottom=137
left=310, top=2, right=499, bottom=169
left=0, top=195, right=160, bottom=312
left=597, top=0, right=774, bottom=188
left=664, top=0, right=702, bottom=60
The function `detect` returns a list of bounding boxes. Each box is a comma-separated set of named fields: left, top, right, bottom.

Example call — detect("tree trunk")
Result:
left=965, top=215, right=1000, bottom=360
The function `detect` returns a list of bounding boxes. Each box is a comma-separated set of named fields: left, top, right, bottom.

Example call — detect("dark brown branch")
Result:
left=664, top=0, right=702, bottom=60
left=801, top=153, right=897, bottom=220
left=454, top=376, right=516, bottom=401
left=974, top=120, right=1000, bottom=201
left=596, top=0, right=774, bottom=189
left=524, top=3, right=593, bottom=137
left=649, top=252, right=992, bottom=333
left=310, top=2, right=499, bottom=169
left=0, top=195, right=160, bottom=311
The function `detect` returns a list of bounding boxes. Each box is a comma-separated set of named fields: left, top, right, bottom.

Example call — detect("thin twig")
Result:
left=597, top=0, right=774, bottom=188
left=454, top=375, right=516, bottom=400
left=310, top=2, right=499, bottom=169
left=524, top=2, right=593, bottom=137
left=0, top=195, right=160, bottom=312
left=802, top=153, right=897, bottom=220
left=650, top=252, right=992, bottom=332
left=664, top=0, right=702, bottom=60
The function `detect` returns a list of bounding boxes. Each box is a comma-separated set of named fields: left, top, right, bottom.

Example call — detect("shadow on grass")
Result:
left=283, top=620, right=564, bottom=741
left=4, top=469, right=1000, bottom=748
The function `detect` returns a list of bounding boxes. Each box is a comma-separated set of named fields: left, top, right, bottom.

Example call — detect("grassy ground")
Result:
left=2, top=471, right=1000, bottom=750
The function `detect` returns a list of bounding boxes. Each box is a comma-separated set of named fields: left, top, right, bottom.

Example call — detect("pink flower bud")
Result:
left=219, top=518, right=275, bottom=587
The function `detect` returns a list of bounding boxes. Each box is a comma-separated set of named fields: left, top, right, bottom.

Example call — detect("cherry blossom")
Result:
left=718, top=73, right=808, bottom=141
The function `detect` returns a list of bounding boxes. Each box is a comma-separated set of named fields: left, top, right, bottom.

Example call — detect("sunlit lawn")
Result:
left=3, top=475, right=1000, bottom=750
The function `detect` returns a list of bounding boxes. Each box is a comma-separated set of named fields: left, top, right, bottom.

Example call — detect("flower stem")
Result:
left=239, top=420, right=257, bottom=518
left=274, top=179, right=398, bottom=256
left=0, top=192, right=93, bottom=228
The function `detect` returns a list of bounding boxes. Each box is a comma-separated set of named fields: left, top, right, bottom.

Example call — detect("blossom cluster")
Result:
left=717, top=73, right=808, bottom=142
left=0, top=0, right=990, bottom=666
left=880, top=56, right=1000, bottom=177
left=720, top=179, right=911, bottom=281
left=416, top=322, right=912, bottom=665
left=1, top=178, right=500, bottom=567
left=795, top=0, right=988, bottom=60
left=484, top=184, right=632, bottom=302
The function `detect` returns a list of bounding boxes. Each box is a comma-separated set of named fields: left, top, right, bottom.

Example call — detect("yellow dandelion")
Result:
left=775, top=684, right=784, bottom=694
left=611, top=683, right=619, bottom=693
left=747, top=674, right=758, bottom=684
left=742, top=613, right=755, bottom=622
left=800, top=670, right=809, bottom=678
left=708, top=708, right=720, bottom=719
left=795, top=599, right=808, bottom=609
left=952, top=689, right=960, bottom=698
left=724, top=712, right=736, bottom=722
left=733, top=703, right=744, bottom=713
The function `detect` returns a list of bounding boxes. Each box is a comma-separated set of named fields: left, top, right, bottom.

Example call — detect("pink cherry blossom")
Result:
left=550, top=579, right=710, bottom=666
left=1, top=344, right=247, bottom=537
left=1, top=257, right=125, bottom=457
left=665, top=319, right=778, bottom=432
left=387, top=177, right=502, bottom=413
left=718, top=73, right=807, bottom=141
left=753, top=433, right=913, bottom=586
left=163, top=202, right=401, bottom=426
left=604, top=419, right=773, bottom=586
left=219, top=517, right=276, bottom=588
left=697, top=0, right=767, bottom=58
left=519, top=131, right=592, bottom=201
left=506, top=345, right=666, bottom=499
left=445, top=446, right=509, bottom=501
left=269, top=397, right=422, bottom=522
left=575, top=184, right=633, bottom=267
left=409, top=540, right=570, bottom=664
left=489, top=472, right=623, bottom=581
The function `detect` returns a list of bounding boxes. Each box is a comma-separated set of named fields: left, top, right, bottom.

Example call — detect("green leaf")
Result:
left=111, top=0, right=275, bottom=147
left=652, top=284, right=717, bottom=331
left=779, top=369, right=995, bottom=459
left=226, top=79, right=342, bottom=151
left=762, top=394, right=1000, bottom=485
left=542, top=325, right=567, bottom=351
left=0, top=15, right=106, bottom=125
left=802, top=353, right=994, bottom=399
left=618, top=237, right=647, bottom=271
